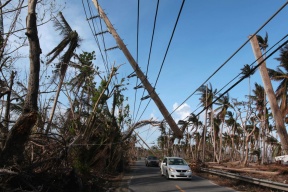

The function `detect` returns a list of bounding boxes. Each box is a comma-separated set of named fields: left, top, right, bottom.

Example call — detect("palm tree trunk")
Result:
left=45, top=73, right=65, bottom=134
left=202, top=105, right=207, bottom=162
left=261, top=94, right=267, bottom=164
left=231, top=137, right=235, bottom=161
left=219, top=122, right=224, bottom=163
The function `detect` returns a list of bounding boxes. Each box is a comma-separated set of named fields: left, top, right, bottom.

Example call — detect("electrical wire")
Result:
left=132, top=0, right=141, bottom=123
left=94, top=0, right=111, bottom=70
left=146, top=126, right=159, bottom=142
left=87, top=0, right=110, bottom=74
left=82, top=0, right=110, bottom=74
left=214, top=34, right=288, bottom=100
left=145, top=0, right=160, bottom=78
left=186, top=33, right=288, bottom=119
left=134, top=0, right=160, bottom=123
left=137, top=99, right=152, bottom=123
left=168, top=1, right=288, bottom=118
left=195, top=38, right=288, bottom=117
left=136, top=0, right=186, bottom=122
left=154, top=0, right=185, bottom=88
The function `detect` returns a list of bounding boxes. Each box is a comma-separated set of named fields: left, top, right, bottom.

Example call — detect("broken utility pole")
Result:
left=91, top=0, right=182, bottom=138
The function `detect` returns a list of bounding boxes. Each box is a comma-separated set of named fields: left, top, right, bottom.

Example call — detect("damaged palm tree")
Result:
left=45, top=12, right=80, bottom=134
left=0, top=0, right=41, bottom=166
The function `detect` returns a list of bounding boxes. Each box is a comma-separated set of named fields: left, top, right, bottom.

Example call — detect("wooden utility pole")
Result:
left=134, top=131, right=158, bottom=157
left=92, top=0, right=182, bottom=138
left=249, top=35, right=288, bottom=155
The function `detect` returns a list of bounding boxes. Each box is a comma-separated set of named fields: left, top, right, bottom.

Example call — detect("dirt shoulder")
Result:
left=192, top=162, right=288, bottom=192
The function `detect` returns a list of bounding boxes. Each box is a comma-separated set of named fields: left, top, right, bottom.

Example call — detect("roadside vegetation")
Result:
left=0, top=1, right=287, bottom=192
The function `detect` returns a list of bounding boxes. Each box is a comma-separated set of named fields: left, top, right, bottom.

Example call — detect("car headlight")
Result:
left=168, top=168, right=176, bottom=172
left=186, top=169, right=192, bottom=172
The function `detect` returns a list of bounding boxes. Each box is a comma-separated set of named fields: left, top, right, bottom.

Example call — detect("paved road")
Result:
left=123, top=160, right=236, bottom=192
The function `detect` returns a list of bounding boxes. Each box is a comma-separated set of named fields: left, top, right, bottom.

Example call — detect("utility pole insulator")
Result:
left=127, top=73, right=137, bottom=78
left=141, top=95, right=150, bottom=100
left=104, top=46, right=119, bottom=52
left=87, top=15, right=100, bottom=20
left=134, top=84, right=144, bottom=89
left=95, top=30, right=109, bottom=36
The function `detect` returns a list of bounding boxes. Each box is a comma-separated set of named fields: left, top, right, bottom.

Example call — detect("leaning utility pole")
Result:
left=249, top=35, right=288, bottom=155
left=134, top=131, right=158, bottom=157
left=92, top=0, right=182, bottom=138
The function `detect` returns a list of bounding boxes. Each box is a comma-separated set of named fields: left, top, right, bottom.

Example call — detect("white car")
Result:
left=160, top=157, right=192, bottom=180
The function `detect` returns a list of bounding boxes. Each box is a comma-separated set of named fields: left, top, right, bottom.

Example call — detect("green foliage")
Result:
left=68, top=125, right=76, bottom=135
left=79, top=51, right=96, bottom=64
left=240, top=64, right=256, bottom=79
left=73, top=157, right=90, bottom=174
left=256, top=32, right=268, bottom=50
left=92, top=79, right=108, bottom=105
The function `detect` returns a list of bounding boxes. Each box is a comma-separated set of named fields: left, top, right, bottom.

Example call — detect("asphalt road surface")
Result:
left=124, top=159, right=236, bottom=192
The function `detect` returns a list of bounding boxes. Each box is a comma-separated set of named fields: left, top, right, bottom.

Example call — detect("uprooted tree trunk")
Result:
left=122, top=119, right=161, bottom=141
left=0, top=112, right=38, bottom=165
left=0, top=0, right=41, bottom=166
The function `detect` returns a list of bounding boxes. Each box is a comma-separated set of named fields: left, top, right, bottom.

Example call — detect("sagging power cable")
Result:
left=195, top=38, right=288, bottom=117
left=134, top=0, right=160, bottom=124
left=136, top=0, right=186, bottom=122
left=168, top=1, right=288, bottom=118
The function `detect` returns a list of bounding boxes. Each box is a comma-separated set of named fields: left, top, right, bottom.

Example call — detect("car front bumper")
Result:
left=168, top=170, right=192, bottom=179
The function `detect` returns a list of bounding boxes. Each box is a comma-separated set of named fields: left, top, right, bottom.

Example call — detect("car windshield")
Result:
left=148, top=156, right=158, bottom=160
left=168, top=158, right=187, bottom=165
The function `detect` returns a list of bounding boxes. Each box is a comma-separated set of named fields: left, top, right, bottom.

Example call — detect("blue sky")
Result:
left=36, top=0, right=288, bottom=147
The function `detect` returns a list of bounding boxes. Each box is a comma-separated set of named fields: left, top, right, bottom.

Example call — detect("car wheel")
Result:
left=166, top=171, right=170, bottom=180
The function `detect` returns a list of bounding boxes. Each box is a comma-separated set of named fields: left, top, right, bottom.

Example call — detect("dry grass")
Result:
left=192, top=162, right=288, bottom=192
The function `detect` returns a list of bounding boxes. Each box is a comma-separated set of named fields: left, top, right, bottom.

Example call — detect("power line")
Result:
left=136, top=0, right=186, bottom=122
left=214, top=34, right=288, bottom=100
left=91, top=1, right=183, bottom=137
left=87, top=0, right=110, bottom=74
left=132, top=0, right=141, bottom=123
left=82, top=0, right=110, bottom=74
left=145, top=0, right=160, bottom=78
left=137, top=99, right=152, bottom=123
left=195, top=38, right=288, bottom=118
left=134, top=0, right=160, bottom=123
left=181, top=34, right=288, bottom=123
left=154, top=0, right=186, bottom=88
left=84, top=0, right=123, bottom=89
left=93, top=0, right=111, bottom=70
left=168, top=1, right=288, bottom=118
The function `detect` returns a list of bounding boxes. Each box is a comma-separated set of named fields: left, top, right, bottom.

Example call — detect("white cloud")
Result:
left=172, top=102, right=191, bottom=122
